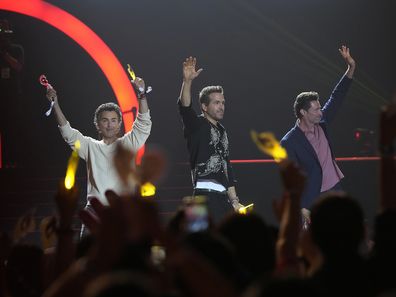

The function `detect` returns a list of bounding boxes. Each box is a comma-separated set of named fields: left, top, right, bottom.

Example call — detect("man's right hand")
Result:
left=46, top=88, right=58, bottom=103
left=183, top=56, right=203, bottom=82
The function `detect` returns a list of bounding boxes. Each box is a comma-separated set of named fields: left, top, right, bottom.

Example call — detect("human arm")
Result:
left=321, top=46, right=356, bottom=123
left=45, top=87, right=88, bottom=155
left=121, top=110, right=151, bottom=151
left=274, top=160, right=306, bottom=277
left=54, top=183, right=80, bottom=277
left=227, top=186, right=243, bottom=210
left=44, top=191, right=163, bottom=297
left=131, top=76, right=149, bottom=114
left=46, top=88, right=68, bottom=127
left=118, top=76, right=151, bottom=150
left=225, top=157, right=242, bottom=210
left=339, top=45, right=356, bottom=79
left=281, top=136, right=299, bottom=166
left=138, top=96, right=149, bottom=114
left=179, top=57, right=203, bottom=107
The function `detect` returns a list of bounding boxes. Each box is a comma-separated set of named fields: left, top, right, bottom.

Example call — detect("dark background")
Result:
left=1, top=0, right=395, bottom=236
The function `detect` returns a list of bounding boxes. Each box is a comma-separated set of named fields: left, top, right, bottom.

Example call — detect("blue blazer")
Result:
left=280, top=75, right=352, bottom=208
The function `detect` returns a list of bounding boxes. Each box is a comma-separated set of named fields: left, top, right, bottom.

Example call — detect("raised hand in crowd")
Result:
left=273, top=160, right=306, bottom=277
left=40, top=216, right=57, bottom=250
left=53, top=183, right=80, bottom=278
left=12, top=208, right=36, bottom=243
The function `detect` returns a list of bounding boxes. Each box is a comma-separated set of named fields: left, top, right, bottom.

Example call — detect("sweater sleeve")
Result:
left=120, top=111, right=152, bottom=151
left=58, top=122, right=90, bottom=160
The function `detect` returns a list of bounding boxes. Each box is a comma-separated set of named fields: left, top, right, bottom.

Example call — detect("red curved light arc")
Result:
left=0, top=0, right=145, bottom=161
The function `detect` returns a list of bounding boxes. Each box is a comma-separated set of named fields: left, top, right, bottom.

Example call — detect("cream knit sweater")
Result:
left=59, top=111, right=152, bottom=205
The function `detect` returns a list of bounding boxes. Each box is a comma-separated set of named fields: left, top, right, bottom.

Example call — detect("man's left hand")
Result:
left=339, top=45, right=356, bottom=68
left=132, top=77, right=146, bottom=98
left=231, top=200, right=244, bottom=211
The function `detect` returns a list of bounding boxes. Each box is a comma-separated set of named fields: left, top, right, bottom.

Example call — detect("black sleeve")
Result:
left=321, top=74, right=353, bottom=124
left=177, top=99, right=200, bottom=135
left=226, top=157, right=236, bottom=187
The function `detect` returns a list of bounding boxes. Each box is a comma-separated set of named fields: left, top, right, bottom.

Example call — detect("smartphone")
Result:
left=183, top=196, right=209, bottom=232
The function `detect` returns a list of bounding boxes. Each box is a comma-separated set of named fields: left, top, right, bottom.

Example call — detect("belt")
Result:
left=194, top=188, right=227, bottom=195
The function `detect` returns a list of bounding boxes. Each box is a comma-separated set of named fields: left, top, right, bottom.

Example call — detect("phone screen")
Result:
left=183, top=196, right=209, bottom=232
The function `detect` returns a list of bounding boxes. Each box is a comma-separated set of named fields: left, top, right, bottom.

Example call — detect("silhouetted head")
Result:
left=5, top=244, right=44, bottom=297
left=310, top=192, right=365, bottom=258
left=84, top=271, right=156, bottom=297
left=182, top=230, right=245, bottom=290
left=218, top=213, right=276, bottom=281
left=373, top=209, right=396, bottom=257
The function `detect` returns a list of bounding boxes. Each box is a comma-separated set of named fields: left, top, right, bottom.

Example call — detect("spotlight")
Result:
left=353, top=128, right=375, bottom=155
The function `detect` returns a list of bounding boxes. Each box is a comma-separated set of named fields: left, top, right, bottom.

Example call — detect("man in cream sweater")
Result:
left=46, top=77, right=152, bottom=209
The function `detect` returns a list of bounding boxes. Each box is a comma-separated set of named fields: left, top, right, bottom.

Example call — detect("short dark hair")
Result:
left=310, top=193, right=364, bottom=257
left=293, top=91, right=319, bottom=118
left=93, top=102, right=122, bottom=128
left=199, top=86, right=224, bottom=107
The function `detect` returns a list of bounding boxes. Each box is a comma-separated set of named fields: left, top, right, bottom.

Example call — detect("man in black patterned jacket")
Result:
left=178, top=57, right=243, bottom=223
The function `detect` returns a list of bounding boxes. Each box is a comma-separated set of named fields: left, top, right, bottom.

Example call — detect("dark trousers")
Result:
left=193, top=189, right=233, bottom=225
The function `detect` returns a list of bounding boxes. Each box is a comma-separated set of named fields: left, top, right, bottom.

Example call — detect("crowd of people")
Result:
left=0, top=37, right=395, bottom=297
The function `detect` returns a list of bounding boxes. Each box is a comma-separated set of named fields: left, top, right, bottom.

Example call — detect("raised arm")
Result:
left=46, top=88, right=68, bottom=127
left=131, top=76, right=149, bottom=114
left=46, top=88, right=90, bottom=158
left=179, top=57, right=203, bottom=107
left=121, top=76, right=152, bottom=150
left=321, top=46, right=356, bottom=123
left=275, top=160, right=306, bottom=277
left=339, top=45, right=356, bottom=79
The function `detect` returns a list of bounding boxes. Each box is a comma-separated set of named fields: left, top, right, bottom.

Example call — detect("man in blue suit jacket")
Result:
left=280, top=46, right=356, bottom=213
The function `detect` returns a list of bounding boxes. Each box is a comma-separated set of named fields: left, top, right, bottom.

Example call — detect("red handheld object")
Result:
left=39, top=74, right=53, bottom=89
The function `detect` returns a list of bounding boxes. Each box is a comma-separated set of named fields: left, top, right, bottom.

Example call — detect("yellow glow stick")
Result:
left=141, top=182, right=156, bottom=197
left=64, top=140, right=80, bottom=190
left=127, top=64, right=136, bottom=81
left=238, top=203, right=254, bottom=215
left=251, top=131, right=287, bottom=162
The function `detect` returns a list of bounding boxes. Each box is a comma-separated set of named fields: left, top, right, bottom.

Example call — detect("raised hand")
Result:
left=139, top=150, right=166, bottom=184
left=274, top=160, right=307, bottom=226
left=78, top=197, right=104, bottom=235
left=131, top=76, right=147, bottom=99
left=133, top=76, right=145, bottom=91
left=55, top=182, right=80, bottom=228
left=13, top=209, right=36, bottom=243
left=183, top=56, right=203, bottom=82
left=40, top=216, right=57, bottom=249
left=279, top=160, right=306, bottom=196
left=339, top=45, right=356, bottom=69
